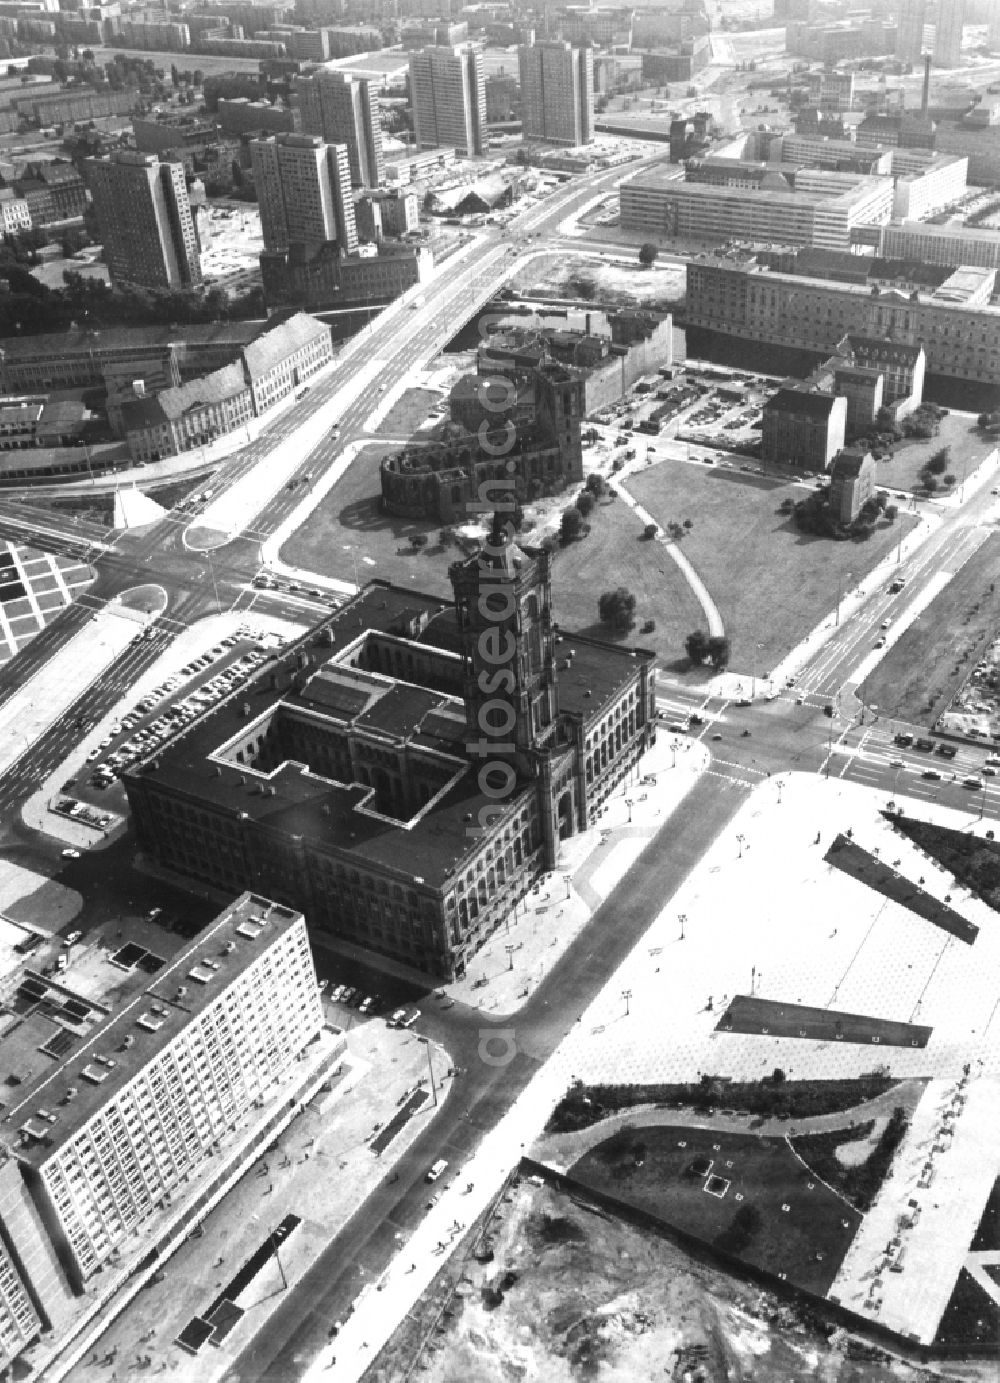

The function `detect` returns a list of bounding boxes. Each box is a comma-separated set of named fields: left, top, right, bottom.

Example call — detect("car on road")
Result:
left=60, top=848, right=80, bottom=860
left=964, top=776, right=984, bottom=789
left=890, top=758, right=904, bottom=768
left=329, top=984, right=345, bottom=1003
left=922, top=769, right=942, bottom=780
left=426, top=1159, right=448, bottom=1183
left=895, top=733, right=914, bottom=747
left=688, top=713, right=705, bottom=726
left=63, top=930, right=82, bottom=945
left=914, top=738, right=935, bottom=752
left=874, top=637, right=886, bottom=648
left=340, top=986, right=357, bottom=1006
left=711, top=732, right=722, bottom=741
left=983, top=766, right=997, bottom=777
left=937, top=743, right=957, bottom=758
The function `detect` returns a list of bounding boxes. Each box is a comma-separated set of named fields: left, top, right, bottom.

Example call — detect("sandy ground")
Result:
left=367, top=1176, right=979, bottom=1383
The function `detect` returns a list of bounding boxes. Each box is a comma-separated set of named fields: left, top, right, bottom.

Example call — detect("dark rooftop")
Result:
left=3, top=894, right=308, bottom=1169
left=765, top=387, right=838, bottom=418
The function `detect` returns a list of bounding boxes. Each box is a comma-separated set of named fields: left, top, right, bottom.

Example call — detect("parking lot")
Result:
left=64, top=628, right=287, bottom=809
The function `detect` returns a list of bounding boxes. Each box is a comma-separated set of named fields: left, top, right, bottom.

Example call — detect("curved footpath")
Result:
left=532, top=1077, right=929, bottom=1174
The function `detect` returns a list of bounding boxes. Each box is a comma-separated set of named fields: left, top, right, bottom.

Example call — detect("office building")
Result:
left=294, top=70, right=384, bottom=187
left=83, top=151, right=201, bottom=290
left=761, top=387, right=847, bottom=469
left=620, top=165, right=893, bottom=251
left=933, top=0, right=964, bottom=65
left=880, top=218, right=1000, bottom=268
left=124, top=547, right=656, bottom=983
left=250, top=132, right=357, bottom=254
left=896, top=0, right=927, bottom=60
left=518, top=39, right=594, bottom=146
left=408, top=45, right=486, bottom=156
left=685, top=254, right=1000, bottom=386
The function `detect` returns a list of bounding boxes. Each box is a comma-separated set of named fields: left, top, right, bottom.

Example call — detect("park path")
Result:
left=616, top=478, right=725, bottom=637
left=534, top=1077, right=928, bottom=1173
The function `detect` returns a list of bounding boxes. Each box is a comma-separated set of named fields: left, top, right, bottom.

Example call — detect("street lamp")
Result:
left=751, top=641, right=763, bottom=700
left=678, top=913, right=686, bottom=940
left=835, top=568, right=853, bottom=627
left=505, top=943, right=515, bottom=971
left=625, top=797, right=633, bottom=823
left=563, top=873, right=572, bottom=900
left=417, top=1036, right=438, bottom=1107
left=736, top=833, right=745, bottom=859
left=621, top=988, right=632, bottom=1016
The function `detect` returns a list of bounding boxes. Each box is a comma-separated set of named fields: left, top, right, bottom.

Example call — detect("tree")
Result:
left=642, top=522, right=658, bottom=540
left=707, top=635, right=731, bottom=670
left=927, top=446, right=949, bottom=475
left=585, top=473, right=606, bottom=498
left=598, top=587, right=637, bottom=633
left=561, top=507, right=583, bottom=543
left=638, top=242, right=658, bottom=267
left=685, top=629, right=709, bottom=664
left=683, top=518, right=693, bottom=531
left=576, top=491, right=595, bottom=518
left=943, top=473, right=956, bottom=487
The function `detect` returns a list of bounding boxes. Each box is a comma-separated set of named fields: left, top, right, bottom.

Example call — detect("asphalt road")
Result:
left=0, top=155, right=998, bottom=1377
left=236, top=769, right=749, bottom=1383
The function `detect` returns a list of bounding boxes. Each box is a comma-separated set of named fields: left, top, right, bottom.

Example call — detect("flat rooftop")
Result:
left=125, top=580, right=654, bottom=887
left=2, top=893, right=305, bottom=1169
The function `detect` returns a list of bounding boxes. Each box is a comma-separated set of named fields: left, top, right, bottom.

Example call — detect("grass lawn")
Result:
left=627, top=458, right=917, bottom=675
left=718, top=995, right=932, bottom=1048
left=866, top=410, right=988, bottom=495
left=889, top=814, right=1000, bottom=916
left=279, top=442, right=455, bottom=599
left=377, top=387, right=443, bottom=441
left=570, top=1125, right=861, bottom=1298
left=859, top=532, right=1000, bottom=726
left=549, top=495, right=704, bottom=666
left=824, top=832, right=978, bottom=944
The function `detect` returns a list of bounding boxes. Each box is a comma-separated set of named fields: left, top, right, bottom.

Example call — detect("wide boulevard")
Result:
left=0, top=155, right=996, bottom=1379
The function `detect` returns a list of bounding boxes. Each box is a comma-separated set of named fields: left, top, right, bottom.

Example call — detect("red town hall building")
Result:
left=125, top=527, right=656, bottom=980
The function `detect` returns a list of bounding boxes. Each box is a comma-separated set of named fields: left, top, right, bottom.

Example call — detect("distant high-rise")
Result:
left=83, top=151, right=201, bottom=290
left=250, top=132, right=357, bottom=254
left=895, top=0, right=927, bottom=61
left=408, top=45, right=486, bottom=156
left=990, top=0, right=1000, bottom=49
left=933, top=0, right=965, bottom=65
left=295, top=70, right=384, bottom=188
left=518, top=39, right=594, bottom=146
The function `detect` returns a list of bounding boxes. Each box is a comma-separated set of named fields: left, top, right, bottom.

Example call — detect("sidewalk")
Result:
left=21, top=608, right=303, bottom=847
left=66, top=1020, right=455, bottom=1383
left=446, top=727, right=710, bottom=1016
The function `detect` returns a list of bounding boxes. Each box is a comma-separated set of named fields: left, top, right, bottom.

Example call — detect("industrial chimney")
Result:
left=921, top=52, right=931, bottom=116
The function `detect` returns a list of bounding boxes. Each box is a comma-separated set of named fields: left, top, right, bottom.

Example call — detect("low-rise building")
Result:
left=0, top=187, right=30, bottom=234
left=828, top=446, right=876, bottom=522
left=761, top=387, right=847, bottom=469
left=880, top=219, right=1000, bottom=269
left=124, top=554, right=656, bottom=983
left=119, top=362, right=253, bottom=462
left=260, top=241, right=431, bottom=311
left=685, top=254, right=1000, bottom=387
left=620, top=165, right=893, bottom=251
